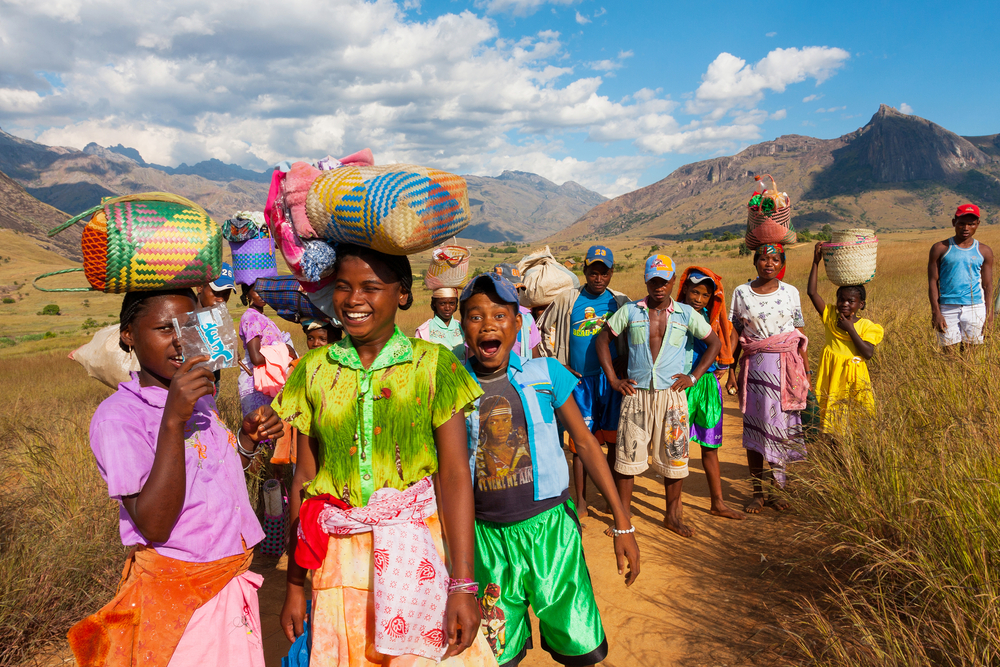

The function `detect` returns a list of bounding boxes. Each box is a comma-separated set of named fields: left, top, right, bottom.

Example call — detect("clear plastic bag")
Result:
left=172, top=303, right=239, bottom=371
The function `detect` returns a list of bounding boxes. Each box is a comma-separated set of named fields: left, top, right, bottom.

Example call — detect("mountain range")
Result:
left=555, top=105, right=1000, bottom=242
left=0, top=130, right=605, bottom=247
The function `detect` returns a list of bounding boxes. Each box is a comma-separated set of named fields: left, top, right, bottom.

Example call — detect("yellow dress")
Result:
left=815, top=305, right=884, bottom=435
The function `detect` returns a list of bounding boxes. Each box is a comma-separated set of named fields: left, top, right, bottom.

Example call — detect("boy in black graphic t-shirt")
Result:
left=460, top=272, right=639, bottom=667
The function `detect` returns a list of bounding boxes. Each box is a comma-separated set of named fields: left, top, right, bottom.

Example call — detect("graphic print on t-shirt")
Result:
left=569, top=289, right=619, bottom=376
left=476, top=394, right=532, bottom=491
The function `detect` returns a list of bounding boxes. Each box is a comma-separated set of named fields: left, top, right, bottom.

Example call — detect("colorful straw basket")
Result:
left=230, top=237, right=278, bottom=285
left=424, top=245, right=471, bottom=289
left=303, top=163, right=472, bottom=255
left=36, top=193, right=222, bottom=293
left=822, top=228, right=878, bottom=286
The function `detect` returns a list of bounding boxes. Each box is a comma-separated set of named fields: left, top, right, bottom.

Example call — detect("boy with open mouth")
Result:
left=460, top=272, right=640, bottom=667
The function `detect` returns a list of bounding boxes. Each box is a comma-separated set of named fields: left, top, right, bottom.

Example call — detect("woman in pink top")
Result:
left=69, top=288, right=284, bottom=666
left=238, top=281, right=296, bottom=416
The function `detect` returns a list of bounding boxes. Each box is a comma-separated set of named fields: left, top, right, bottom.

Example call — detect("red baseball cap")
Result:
left=955, top=204, right=981, bottom=218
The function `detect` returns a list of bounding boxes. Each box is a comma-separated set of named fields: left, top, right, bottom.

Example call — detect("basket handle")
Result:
left=47, top=203, right=104, bottom=237
left=33, top=268, right=94, bottom=292
left=754, top=173, right=778, bottom=195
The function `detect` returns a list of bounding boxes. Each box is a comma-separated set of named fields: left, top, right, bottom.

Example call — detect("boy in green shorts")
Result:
left=460, top=272, right=640, bottom=666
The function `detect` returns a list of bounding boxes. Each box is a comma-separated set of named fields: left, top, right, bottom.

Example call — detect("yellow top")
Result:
left=814, top=305, right=884, bottom=435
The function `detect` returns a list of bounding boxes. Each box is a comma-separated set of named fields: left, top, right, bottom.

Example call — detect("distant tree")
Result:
left=822, top=224, right=833, bottom=234
left=701, top=232, right=715, bottom=241
left=719, top=232, right=738, bottom=241
left=38, top=304, right=60, bottom=316
left=650, top=244, right=661, bottom=252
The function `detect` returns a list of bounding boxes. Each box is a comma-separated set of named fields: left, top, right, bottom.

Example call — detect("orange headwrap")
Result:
left=676, top=266, right=735, bottom=367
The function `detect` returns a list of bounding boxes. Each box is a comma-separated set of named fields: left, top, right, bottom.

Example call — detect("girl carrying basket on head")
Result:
left=69, top=288, right=284, bottom=666
left=275, top=243, right=498, bottom=666
left=727, top=244, right=809, bottom=513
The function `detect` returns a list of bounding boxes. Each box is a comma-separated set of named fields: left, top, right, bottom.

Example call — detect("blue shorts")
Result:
left=573, top=373, right=622, bottom=435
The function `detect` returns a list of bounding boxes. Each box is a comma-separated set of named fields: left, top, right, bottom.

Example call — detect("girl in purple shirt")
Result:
left=70, top=288, right=284, bottom=667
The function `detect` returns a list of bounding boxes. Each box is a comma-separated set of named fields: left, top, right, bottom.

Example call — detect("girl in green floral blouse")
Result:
left=276, top=244, right=497, bottom=667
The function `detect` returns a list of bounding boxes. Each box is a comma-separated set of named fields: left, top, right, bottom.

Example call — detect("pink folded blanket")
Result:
left=738, top=329, right=809, bottom=412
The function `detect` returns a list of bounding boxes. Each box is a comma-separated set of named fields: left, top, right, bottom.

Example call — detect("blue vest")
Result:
left=463, top=355, right=569, bottom=502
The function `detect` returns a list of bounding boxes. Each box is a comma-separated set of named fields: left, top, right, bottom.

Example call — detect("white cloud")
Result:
left=594, top=7, right=606, bottom=17
left=802, top=94, right=822, bottom=103
left=815, top=106, right=846, bottom=113
left=766, top=31, right=777, bottom=37
left=574, top=11, right=589, bottom=24
left=0, top=1, right=853, bottom=198
left=587, top=50, right=633, bottom=73
left=899, top=102, right=913, bottom=114
left=686, top=46, right=850, bottom=118
left=474, top=0, right=578, bottom=16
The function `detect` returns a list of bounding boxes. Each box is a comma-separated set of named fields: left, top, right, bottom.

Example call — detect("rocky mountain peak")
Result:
left=853, top=103, right=993, bottom=182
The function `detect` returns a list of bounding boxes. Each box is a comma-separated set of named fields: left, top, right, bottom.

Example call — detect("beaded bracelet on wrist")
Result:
left=612, top=526, right=636, bottom=536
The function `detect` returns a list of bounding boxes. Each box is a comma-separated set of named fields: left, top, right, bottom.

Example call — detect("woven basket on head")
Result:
left=745, top=173, right=794, bottom=249
left=822, top=237, right=878, bottom=286
left=425, top=245, right=471, bottom=289
left=831, top=228, right=876, bottom=244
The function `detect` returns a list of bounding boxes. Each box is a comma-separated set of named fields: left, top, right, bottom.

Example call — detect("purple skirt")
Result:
left=741, top=350, right=805, bottom=486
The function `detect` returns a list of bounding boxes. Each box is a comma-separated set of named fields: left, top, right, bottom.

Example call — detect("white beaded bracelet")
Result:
left=612, top=526, right=636, bottom=536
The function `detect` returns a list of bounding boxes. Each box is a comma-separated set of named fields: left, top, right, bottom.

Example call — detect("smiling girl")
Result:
left=70, top=288, right=283, bottom=666
left=275, top=244, right=497, bottom=666
left=727, top=244, right=809, bottom=513
left=807, top=243, right=884, bottom=437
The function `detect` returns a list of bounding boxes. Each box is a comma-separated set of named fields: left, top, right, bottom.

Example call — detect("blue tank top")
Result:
left=939, top=238, right=984, bottom=305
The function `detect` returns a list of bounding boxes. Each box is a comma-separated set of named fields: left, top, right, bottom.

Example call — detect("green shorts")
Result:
left=474, top=500, right=607, bottom=666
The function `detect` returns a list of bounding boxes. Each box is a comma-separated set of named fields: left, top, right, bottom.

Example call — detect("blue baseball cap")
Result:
left=209, top=262, right=235, bottom=291
left=460, top=272, right=520, bottom=306
left=644, top=254, right=676, bottom=282
left=585, top=245, right=614, bottom=268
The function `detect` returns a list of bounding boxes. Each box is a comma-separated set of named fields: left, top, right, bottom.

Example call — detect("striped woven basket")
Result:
left=822, top=234, right=878, bottom=286
left=424, top=245, right=471, bottom=289
left=832, top=228, right=877, bottom=244
left=304, top=163, right=471, bottom=255
left=35, top=193, right=222, bottom=293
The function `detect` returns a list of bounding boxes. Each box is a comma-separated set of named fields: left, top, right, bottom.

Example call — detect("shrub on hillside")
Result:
left=38, top=304, right=60, bottom=316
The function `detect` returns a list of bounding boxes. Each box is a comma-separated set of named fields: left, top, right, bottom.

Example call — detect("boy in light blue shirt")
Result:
left=596, top=254, right=721, bottom=538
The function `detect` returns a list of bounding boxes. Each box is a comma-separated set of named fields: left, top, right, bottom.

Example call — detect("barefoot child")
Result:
left=676, top=267, right=743, bottom=521
left=595, top=255, right=721, bottom=538
left=69, top=288, right=284, bottom=666
left=727, top=244, right=809, bottom=513
left=807, top=243, right=883, bottom=436
left=461, top=272, right=640, bottom=666
left=536, top=245, right=630, bottom=517
left=276, top=244, right=497, bottom=666
left=415, top=287, right=465, bottom=361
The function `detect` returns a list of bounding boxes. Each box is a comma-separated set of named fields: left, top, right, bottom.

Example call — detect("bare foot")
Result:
left=603, top=525, right=615, bottom=537
left=663, top=514, right=695, bottom=538
left=744, top=497, right=765, bottom=514
left=710, top=502, right=746, bottom=520
left=767, top=496, right=791, bottom=512
left=577, top=503, right=589, bottom=519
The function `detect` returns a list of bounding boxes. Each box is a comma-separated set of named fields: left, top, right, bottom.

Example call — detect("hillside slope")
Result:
left=555, top=105, right=1000, bottom=243
left=0, top=169, right=80, bottom=259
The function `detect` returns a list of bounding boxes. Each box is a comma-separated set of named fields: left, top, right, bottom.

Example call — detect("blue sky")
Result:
left=0, top=0, right=996, bottom=196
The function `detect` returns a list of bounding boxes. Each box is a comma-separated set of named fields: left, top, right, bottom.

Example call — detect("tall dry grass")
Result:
left=782, top=235, right=1000, bottom=665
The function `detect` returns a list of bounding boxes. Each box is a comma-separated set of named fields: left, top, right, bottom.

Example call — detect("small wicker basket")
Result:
left=745, top=174, right=795, bottom=249
left=822, top=229, right=878, bottom=286
left=424, top=245, right=471, bottom=289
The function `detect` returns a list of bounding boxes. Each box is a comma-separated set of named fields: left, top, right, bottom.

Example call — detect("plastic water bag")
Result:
left=172, top=303, right=239, bottom=371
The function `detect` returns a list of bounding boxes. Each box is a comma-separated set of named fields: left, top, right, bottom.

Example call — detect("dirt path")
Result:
left=253, top=393, right=804, bottom=666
